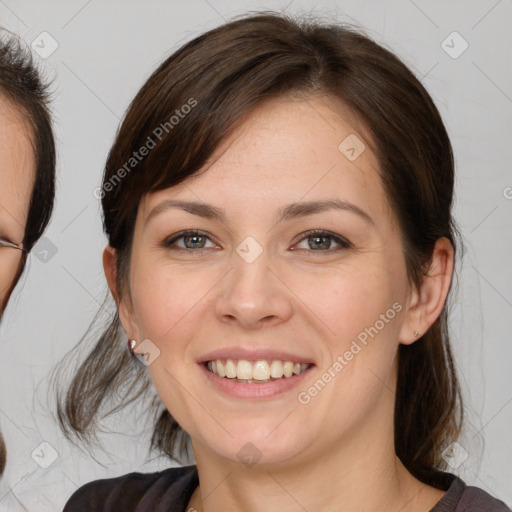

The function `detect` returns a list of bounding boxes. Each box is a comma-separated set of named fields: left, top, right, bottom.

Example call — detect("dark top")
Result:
left=63, top=464, right=511, bottom=511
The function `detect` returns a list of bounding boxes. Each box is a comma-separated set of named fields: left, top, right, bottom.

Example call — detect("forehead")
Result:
left=140, top=95, right=396, bottom=228
left=0, top=95, right=36, bottom=236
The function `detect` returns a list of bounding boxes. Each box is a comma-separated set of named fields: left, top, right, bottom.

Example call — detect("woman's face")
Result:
left=0, top=96, right=34, bottom=316
left=117, top=95, right=420, bottom=467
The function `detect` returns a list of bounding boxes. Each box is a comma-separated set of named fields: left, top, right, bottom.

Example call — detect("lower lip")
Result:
left=198, top=362, right=315, bottom=399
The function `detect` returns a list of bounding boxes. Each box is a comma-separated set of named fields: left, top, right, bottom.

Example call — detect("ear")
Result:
left=103, top=245, right=140, bottom=342
left=398, top=237, right=454, bottom=345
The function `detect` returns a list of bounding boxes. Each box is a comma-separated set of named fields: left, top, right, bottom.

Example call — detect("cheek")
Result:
left=293, top=262, right=403, bottom=350
left=296, top=268, right=402, bottom=427
left=293, top=263, right=403, bottom=409
left=130, top=258, right=214, bottom=343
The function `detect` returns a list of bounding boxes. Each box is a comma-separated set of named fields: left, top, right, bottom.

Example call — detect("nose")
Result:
left=214, top=242, right=294, bottom=330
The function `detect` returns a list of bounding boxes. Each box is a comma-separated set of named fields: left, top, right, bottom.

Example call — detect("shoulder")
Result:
left=63, top=464, right=198, bottom=512
left=457, top=484, right=511, bottom=511
left=432, top=473, right=511, bottom=512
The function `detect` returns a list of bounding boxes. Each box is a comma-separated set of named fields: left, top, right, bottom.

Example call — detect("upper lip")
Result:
left=197, top=347, right=315, bottom=365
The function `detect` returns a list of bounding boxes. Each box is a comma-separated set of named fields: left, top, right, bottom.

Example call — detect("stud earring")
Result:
left=128, top=339, right=137, bottom=354
left=414, top=331, right=419, bottom=337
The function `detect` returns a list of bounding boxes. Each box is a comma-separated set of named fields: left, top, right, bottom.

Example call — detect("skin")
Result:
left=0, top=95, right=34, bottom=319
left=104, top=95, right=454, bottom=512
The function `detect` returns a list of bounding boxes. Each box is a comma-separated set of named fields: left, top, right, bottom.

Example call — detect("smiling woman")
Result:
left=0, top=30, right=56, bottom=476
left=56, top=10, right=509, bottom=512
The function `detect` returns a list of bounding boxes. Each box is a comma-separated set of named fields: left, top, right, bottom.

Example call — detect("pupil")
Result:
left=311, top=236, right=329, bottom=250
left=187, top=235, right=204, bottom=248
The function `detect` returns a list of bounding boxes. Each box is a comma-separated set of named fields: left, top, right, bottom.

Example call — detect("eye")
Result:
left=292, top=230, right=352, bottom=253
left=161, top=229, right=352, bottom=253
left=162, top=230, right=218, bottom=251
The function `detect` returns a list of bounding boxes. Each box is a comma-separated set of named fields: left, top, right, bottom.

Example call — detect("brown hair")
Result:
left=56, top=10, right=463, bottom=487
left=0, top=30, right=56, bottom=474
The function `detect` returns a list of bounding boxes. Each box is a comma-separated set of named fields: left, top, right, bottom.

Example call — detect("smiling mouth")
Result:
left=204, top=358, right=313, bottom=383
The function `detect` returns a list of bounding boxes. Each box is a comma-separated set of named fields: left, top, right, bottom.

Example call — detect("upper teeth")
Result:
left=207, top=359, right=310, bottom=380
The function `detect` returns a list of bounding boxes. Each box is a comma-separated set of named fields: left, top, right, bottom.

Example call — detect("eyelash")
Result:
left=161, top=229, right=352, bottom=254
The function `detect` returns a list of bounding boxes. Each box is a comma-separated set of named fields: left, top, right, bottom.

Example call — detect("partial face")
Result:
left=0, top=96, right=35, bottom=316
left=119, top=95, right=415, bottom=467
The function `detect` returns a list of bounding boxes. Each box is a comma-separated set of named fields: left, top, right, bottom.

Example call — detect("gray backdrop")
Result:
left=0, top=0, right=510, bottom=510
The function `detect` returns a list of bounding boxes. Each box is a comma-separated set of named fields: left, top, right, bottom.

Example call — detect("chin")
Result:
left=199, top=423, right=311, bottom=468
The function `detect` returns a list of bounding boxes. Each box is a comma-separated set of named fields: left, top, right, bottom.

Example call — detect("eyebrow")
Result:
left=145, top=199, right=374, bottom=226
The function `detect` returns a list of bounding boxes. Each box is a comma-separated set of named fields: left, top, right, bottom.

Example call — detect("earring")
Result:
left=414, top=331, right=420, bottom=337
left=128, top=339, right=137, bottom=354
